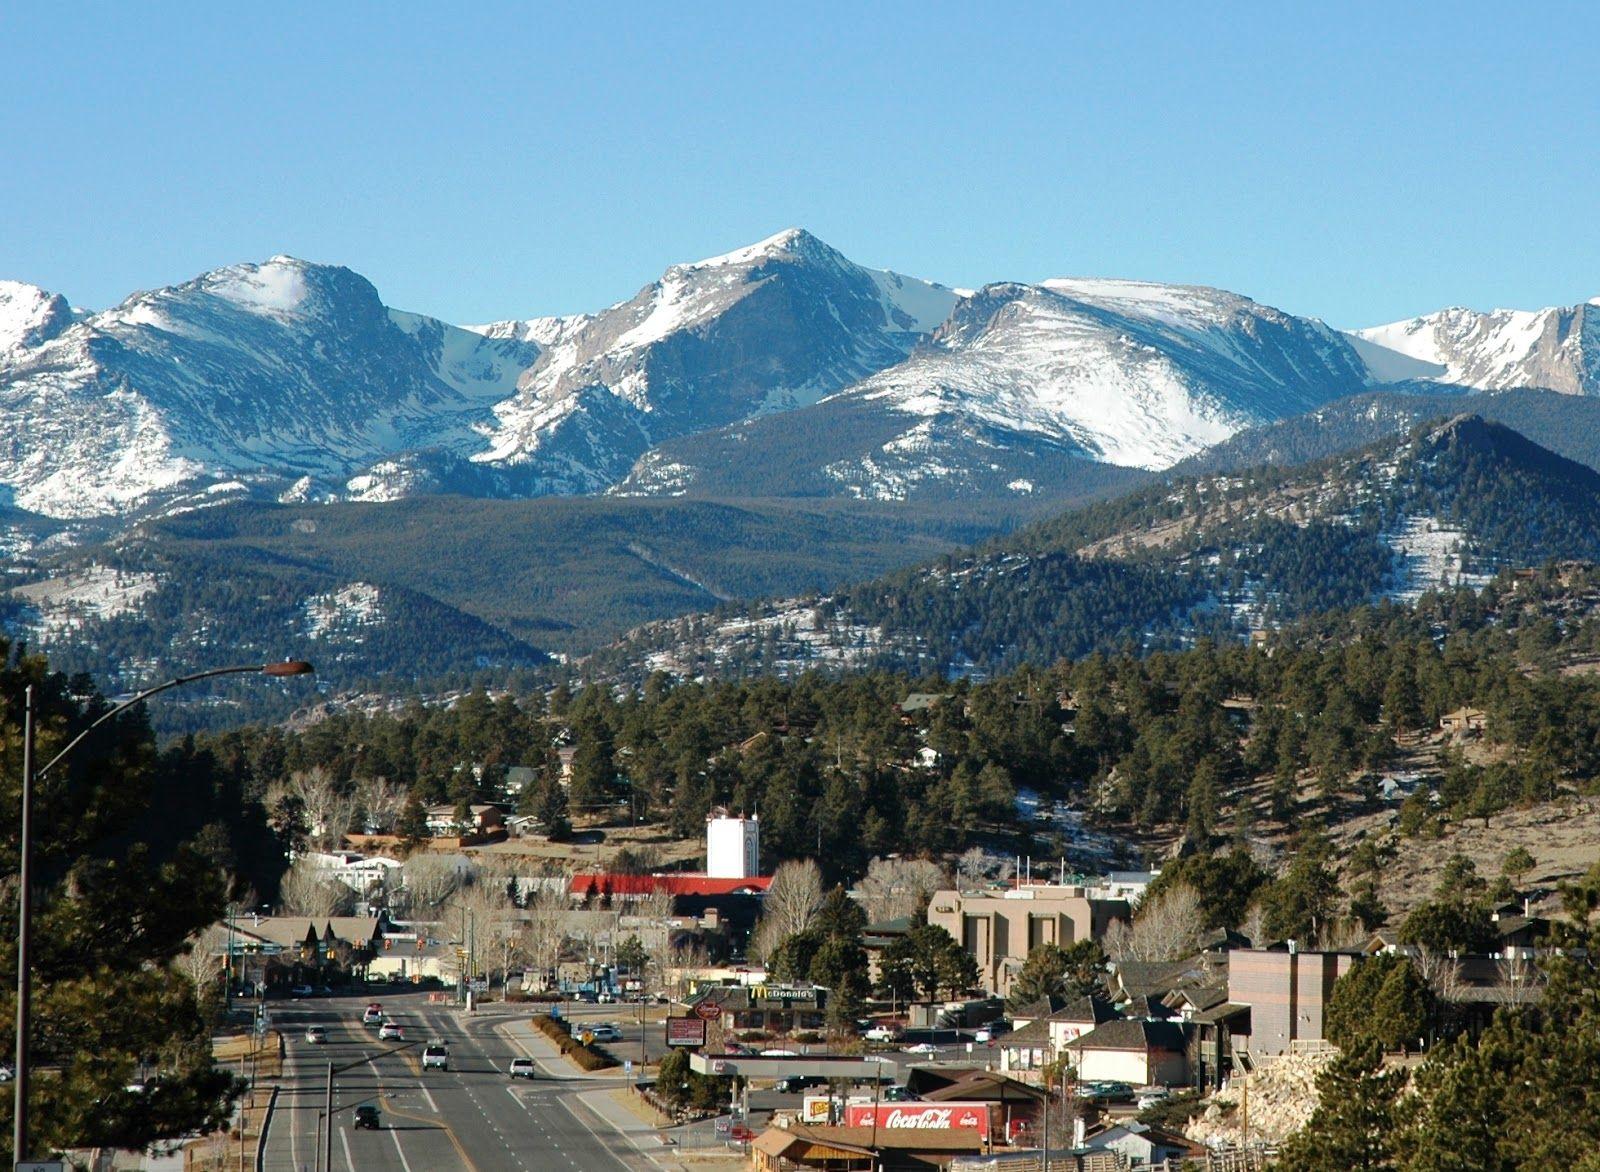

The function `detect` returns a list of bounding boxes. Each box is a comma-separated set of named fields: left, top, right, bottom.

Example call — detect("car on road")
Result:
left=864, top=1025, right=903, bottom=1043
left=728, top=1123, right=757, bottom=1142
left=1136, top=1086, right=1171, bottom=1109
left=304, top=1026, right=328, bottom=1045
left=588, top=1024, right=623, bottom=1042
left=508, top=1057, right=537, bottom=1079
left=378, top=1020, right=404, bottom=1041
left=422, top=1044, right=449, bottom=1071
left=902, top=1042, right=939, bottom=1055
left=354, top=1104, right=381, bottom=1131
left=362, top=1004, right=384, bottom=1026
left=289, top=984, right=314, bottom=998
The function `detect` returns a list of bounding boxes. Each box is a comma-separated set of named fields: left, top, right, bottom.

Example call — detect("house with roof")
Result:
left=1063, top=1019, right=1189, bottom=1087
left=1081, top=1121, right=1205, bottom=1165
left=1000, top=995, right=1120, bottom=1074
left=1440, top=706, right=1488, bottom=735
left=753, top=1123, right=982, bottom=1172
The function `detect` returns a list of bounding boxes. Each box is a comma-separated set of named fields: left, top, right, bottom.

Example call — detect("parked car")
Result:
left=289, top=984, right=314, bottom=998
left=864, top=1025, right=903, bottom=1043
left=422, top=1044, right=449, bottom=1071
left=508, top=1057, right=537, bottom=1079
left=378, top=1020, right=404, bottom=1041
left=588, top=1024, right=622, bottom=1042
left=882, top=1085, right=914, bottom=1102
left=304, top=1026, right=328, bottom=1044
left=1081, top=1081, right=1136, bottom=1103
left=597, top=990, right=616, bottom=1003
left=774, top=1075, right=827, bottom=1094
left=902, top=1042, right=938, bottom=1055
left=1136, top=1086, right=1171, bottom=1110
left=362, top=1004, right=384, bottom=1026
left=353, top=1104, right=381, bottom=1130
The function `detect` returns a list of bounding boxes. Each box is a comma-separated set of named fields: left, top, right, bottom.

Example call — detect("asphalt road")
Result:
left=261, top=993, right=656, bottom=1172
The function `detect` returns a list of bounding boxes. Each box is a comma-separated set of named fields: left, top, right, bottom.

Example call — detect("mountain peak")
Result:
left=0, top=279, right=73, bottom=356
left=680, top=227, right=835, bottom=272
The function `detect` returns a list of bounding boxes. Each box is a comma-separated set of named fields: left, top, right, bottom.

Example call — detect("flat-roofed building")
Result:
left=927, top=884, right=1130, bottom=997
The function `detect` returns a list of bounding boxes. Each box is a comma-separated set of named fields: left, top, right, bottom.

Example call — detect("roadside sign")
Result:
left=666, top=1016, right=708, bottom=1047
left=693, top=1000, right=722, bottom=1021
left=624, top=1059, right=634, bottom=1075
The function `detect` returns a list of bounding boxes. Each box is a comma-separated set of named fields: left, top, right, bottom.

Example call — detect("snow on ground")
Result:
left=1382, top=514, right=1493, bottom=602
left=203, top=257, right=309, bottom=315
left=642, top=602, right=886, bottom=678
left=302, top=582, right=385, bottom=641
left=11, top=565, right=161, bottom=637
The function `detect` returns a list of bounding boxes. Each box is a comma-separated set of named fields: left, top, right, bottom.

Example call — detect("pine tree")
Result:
left=1277, top=1039, right=1405, bottom=1172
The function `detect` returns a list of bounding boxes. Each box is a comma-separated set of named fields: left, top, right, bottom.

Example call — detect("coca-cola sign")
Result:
left=843, top=1103, right=989, bottom=1139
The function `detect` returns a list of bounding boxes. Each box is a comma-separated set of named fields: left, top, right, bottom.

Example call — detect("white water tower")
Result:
left=706, top=811, right=760, bottom=879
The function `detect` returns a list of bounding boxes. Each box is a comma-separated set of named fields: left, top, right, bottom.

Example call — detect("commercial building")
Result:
left=1227, top=946, right=1357, bottom=1058
left=927, top=884, right=1130, bottom=997
left=707, top=809, right=761, bottom=878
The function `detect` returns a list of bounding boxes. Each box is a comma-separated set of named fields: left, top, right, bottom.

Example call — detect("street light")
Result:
left=12, top=660, right=314, bottom=1162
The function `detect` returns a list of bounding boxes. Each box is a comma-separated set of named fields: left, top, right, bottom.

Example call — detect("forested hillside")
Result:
left=599, top=416, right=1600, bottom=681
left=198, top=562, right=1600, bottom=918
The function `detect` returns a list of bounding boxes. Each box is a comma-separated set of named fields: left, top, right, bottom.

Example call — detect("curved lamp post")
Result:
left=12, top=660, right=314, bottom=1162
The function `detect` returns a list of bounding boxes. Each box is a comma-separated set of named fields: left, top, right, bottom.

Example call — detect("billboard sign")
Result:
left=666, top=1016, right=708, bottom=1048
left=843, top=1103, right=990, bottom=1140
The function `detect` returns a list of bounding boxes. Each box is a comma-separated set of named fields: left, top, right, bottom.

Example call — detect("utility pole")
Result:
left=1039, top=1078, right=1050, bottom=1172
left=12, top=685, right=35, bottom=1164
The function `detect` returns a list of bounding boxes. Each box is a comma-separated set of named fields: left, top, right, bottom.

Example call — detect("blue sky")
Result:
left=3, top=2, right=1597, bottom=328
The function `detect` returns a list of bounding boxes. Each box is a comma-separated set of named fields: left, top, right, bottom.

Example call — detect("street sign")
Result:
left=693, top=1000, right=722, bottom=1021
left=624, top=1059, right=634, bottom=1075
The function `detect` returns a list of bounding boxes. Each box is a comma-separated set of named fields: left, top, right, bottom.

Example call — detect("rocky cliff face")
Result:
left=1353, top=298, right=1600, bottom=394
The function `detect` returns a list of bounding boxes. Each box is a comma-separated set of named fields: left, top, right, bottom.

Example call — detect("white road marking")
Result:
left=389, top=1123, right=416, bottom=1172
left=421, top=1084, right=439, bottom=1113
left=339, top=1126, right=355, bottom=1172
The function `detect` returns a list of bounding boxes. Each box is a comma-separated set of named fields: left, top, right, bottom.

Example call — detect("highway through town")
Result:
left=260, top=993, right=663, bottom=1172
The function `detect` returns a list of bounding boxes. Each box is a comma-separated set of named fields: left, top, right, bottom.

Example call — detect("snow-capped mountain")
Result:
left=474, top=228, right=961, bottom=491
left=0, top=257, right=540, bottom=517
left=1352, top=298, right=1600, bottom=393
left=619, top=277, right=1372, bottom=500
left=0, top=280, right=74, bottom=359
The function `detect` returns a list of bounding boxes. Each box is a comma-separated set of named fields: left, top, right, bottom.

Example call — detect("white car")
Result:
left=422, top=1044, right=449, bottom=1071
left=378, top=1021, right=404, bottom=1041
left=902, top=1042, right=939, bottom=1055
left=589, top=1024, right=622, bottom=1042
left=304, top=1026, right=328, bottom=1044
left=864, top=1026, right=903, bottom=1043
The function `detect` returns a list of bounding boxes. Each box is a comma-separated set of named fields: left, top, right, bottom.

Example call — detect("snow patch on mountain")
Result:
left=10, top=565, right=162, bottom=638
left=303, top=582, right=385, bottom=641
left=1382, top=514, right=1493, bottom=602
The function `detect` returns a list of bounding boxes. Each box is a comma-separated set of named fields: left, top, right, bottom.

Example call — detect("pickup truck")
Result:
left=508, top=1057, right=538, bottom=1079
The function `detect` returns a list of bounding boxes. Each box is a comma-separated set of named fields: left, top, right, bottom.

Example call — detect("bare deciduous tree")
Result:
left=1496, top=952, right=1542, bottom=1007
left=356, top=776, right=408, bottom=835
left=750, top=858, right=823, bottom=960
left=1104, top=883, right=1204, bottom=963
left=275, top=766, right=359, bottom=852
left=399, top=852, right=468, bottom=914
left=957, top=847, right=999, bottom=888
left=522, top=872, right=574, bottom=992
left=175, top=924, right=229, bottom=995
left=857, top=857, right=948, bottom=923
left=278, top=857, right=355, bottom=918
